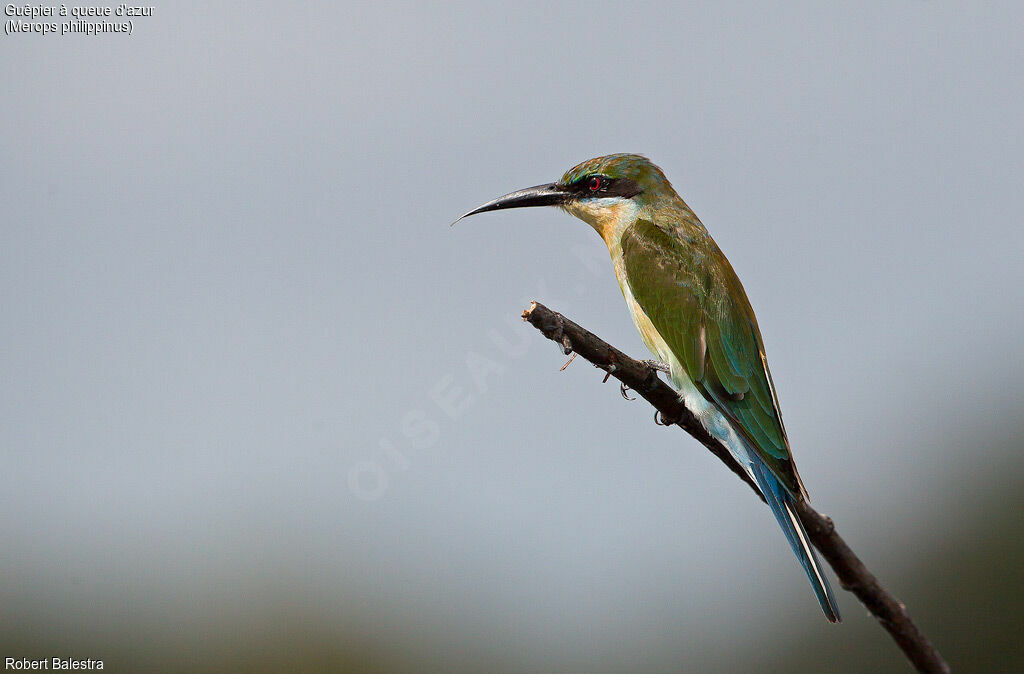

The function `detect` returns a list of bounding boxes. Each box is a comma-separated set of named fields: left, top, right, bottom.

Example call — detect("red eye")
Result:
left=588, top=176, right=602, bottom=191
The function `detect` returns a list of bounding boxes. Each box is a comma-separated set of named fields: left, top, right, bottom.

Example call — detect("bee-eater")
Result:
left=455, top=154, right=841, bottom=622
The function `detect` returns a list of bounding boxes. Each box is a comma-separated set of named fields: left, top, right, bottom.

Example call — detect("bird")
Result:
left=454, top=153, right=841, bottom=622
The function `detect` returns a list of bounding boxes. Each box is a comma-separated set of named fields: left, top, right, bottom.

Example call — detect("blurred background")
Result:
left=2, top=2, right=1023, bottom=671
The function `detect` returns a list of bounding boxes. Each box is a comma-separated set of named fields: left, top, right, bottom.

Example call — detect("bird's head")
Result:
left=453, top=154, right=677, bottom=238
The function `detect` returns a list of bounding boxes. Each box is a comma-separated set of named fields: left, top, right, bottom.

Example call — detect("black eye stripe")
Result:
left=569, top=175, right=642, bottom=199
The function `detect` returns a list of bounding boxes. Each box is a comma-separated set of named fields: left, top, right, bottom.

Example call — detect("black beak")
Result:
left=451, top=183, right=571, bottom=226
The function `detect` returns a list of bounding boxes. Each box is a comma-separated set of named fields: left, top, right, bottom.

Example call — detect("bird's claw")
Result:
left=654, top=409, right=680, bottom=426
left=620, top=382, right=635, bottom=400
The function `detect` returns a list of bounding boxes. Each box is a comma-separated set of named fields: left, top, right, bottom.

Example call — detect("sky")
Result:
left=2, top=1, right=1023, bottom=670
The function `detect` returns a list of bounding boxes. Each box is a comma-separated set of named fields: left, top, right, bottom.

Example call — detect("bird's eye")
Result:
left=588, top=176, right=603, bottom=191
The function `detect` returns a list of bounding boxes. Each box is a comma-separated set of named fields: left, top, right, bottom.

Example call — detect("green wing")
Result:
left=620, top=218, right=805, bottom=498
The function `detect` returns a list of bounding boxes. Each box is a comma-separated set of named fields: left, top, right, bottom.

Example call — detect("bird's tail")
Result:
left=750, top=458, right=842, bottom=623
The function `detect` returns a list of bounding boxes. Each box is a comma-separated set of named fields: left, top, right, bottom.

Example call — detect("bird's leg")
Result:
left=642, top=359, right=671, bottom=374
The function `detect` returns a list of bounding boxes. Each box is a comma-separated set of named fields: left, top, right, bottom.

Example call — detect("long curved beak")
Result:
left=451, top=183, right=571, bottom=226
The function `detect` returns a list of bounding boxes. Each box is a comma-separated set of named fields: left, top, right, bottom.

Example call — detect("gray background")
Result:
left=3, top=2, right=1023, bottom=671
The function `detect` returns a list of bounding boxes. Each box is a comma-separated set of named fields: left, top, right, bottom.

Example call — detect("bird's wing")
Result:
left=620, top=218, right=806, bottom=498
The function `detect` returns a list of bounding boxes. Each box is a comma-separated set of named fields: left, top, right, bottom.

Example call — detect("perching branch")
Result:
left=522, top=301, right=949, bottom=674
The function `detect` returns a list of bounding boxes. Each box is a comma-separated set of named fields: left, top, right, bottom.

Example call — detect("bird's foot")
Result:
left=642, top=359, right=671, bottom=374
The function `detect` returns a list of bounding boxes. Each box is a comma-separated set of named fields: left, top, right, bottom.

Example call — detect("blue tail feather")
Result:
left=751, top=458, right=841, bottom=623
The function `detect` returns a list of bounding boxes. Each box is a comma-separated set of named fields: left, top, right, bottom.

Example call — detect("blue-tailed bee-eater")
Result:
left=455, top=154, right=841, bottom=622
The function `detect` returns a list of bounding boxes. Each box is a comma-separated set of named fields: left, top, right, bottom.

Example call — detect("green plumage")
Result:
left=620, top=217, right=805, bottom=498
left=457, top=153, right=840, bottom=620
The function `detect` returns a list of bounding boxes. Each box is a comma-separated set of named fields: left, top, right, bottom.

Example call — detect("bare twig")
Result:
left=521, top=301, right=949, bottom=674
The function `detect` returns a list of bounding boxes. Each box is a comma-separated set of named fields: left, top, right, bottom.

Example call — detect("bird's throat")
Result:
left=563, top=198, right=641, bottom=247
